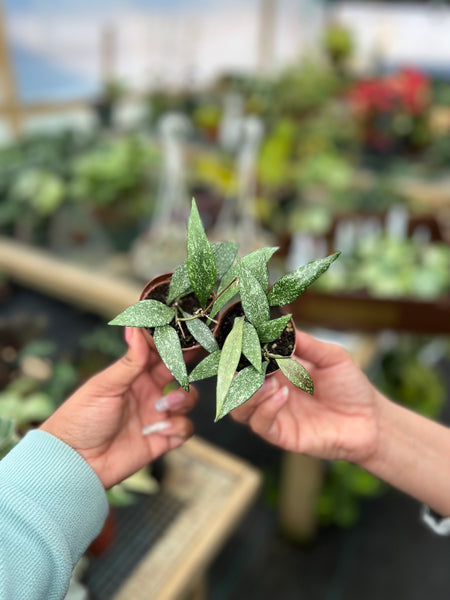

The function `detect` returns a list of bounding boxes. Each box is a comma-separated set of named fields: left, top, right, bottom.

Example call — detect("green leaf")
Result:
left=108, top=300, right=175, bottom=327
left=241, top=246, right=278, bottom=292
left=276, top=357, right=314, bottom=394
left=216, top=317, right=244, bottom=415
left=268, top=251, right=341, bottom=306
left=210, top=278, right=239, bottom=319
left=187, top=199, right=216, bottom=308
left=215, top=363, right=268, bottom=421
left=213, top=241, right=239, bottom=280
left=256, top=314, right=292, bottom=344
left=182, top=311, right=219, bottom=353
left=168, top=241, right=238, bottom=304
left=238, top=259, right=270, bottom=329
left=188, top=350, right=221, bottom=382
left=153, top=325, right=189, bottom=391
left=242, top=321, right=262, bottom=372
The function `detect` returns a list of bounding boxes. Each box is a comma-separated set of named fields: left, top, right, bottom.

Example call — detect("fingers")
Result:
left=294, top=329, right=349, bottom=369
left=230, top=376, right=282, bottom=424
left=248, top=385, right=289, bottom=437
left=142, top=415, right=194, bottom=445
left=154, top=386, right=199, bottom=415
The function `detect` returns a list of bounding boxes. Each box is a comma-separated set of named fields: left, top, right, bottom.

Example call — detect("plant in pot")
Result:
left=109, top=199, right=340, bottom=421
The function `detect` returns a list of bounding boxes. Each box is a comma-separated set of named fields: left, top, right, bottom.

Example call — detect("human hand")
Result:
left=40, top=327, right=198, bottom=488
left=230, top=329, right=382, bottom=465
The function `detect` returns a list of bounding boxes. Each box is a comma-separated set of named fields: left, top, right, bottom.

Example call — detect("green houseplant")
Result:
left=109, top=199, right=340, bottom=420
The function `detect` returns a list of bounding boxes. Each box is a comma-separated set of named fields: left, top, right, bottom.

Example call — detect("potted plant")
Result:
left=109, top=199, right=340, bottom=421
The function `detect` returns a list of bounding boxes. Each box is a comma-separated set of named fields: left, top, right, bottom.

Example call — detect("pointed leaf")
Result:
left=242, top=321, right=262, bottom=372
left=187, top=199, right=216, bottom=308
left=276, top=357, right=314, bottom=394
left=268, top=251, right=341, bottom=306
left=189, top=350, right=221, bottom=382
left=108, top=300, right=174, bottom=327
left=241, top=246, right=278, bottom=292
left=168, top=241, right=238, bottom=304
left=216, top=317, right=244, bottom=415
left=213, top=241, right=239, bottom=280
left=238, top=259, right=270, bottom=329
left=210, top=278, right=239, bottom=319
left=182, top=311, right=219, bottom=353
left=215, top=363, right=268, bottom=421
left=256, top=314, right=292, bottom=344
left=153, top=325, right=189, bottom=390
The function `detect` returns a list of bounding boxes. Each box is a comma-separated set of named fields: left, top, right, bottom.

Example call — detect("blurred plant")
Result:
left=323, top=22, right=354, bottom=71
left=192, top=101, right=222, bottom=142
left=348, top=68, right=432, bottom=155
left=190, top=152, right=237, bottom=198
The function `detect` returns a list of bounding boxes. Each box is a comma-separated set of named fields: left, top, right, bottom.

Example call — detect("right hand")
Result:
left=230, top=329, right=382, bottom=466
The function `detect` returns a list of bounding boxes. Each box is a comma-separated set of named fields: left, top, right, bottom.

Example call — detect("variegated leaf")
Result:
left=268, top=251, right=341, bottom=306
left=153, top=325, right=189, bottom=391
left=167, top=262, right=189, bottom=304
left=256, top=314, right=292, bottom=344
left=215, top=363, right=268, bottom=421
left=242, top=321, right=262, bottom=372
left=276, top=357, right=314, bottom=394
left=216, top=317, right=244, bottom=415
left=189, top=350, right=221, bottom=382
left=241, top=246, right=278, bottom=292
left=238, top=259, right=270, bottom=329
left=183, top=311, right=219, bottom=353
left=108, top=300, right=174, bottom=327
left=187, top=199, right=216, bottom=308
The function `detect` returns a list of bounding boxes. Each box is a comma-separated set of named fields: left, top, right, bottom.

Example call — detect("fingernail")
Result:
left=142, top=421, right=171, bottom=436
left=273, top=386, right=289, bottom=403
left=260, top=377, right=277, bottom=393
left=154, top=390, right=186, bottom=412
left=125, top=327, right=134, bottom=344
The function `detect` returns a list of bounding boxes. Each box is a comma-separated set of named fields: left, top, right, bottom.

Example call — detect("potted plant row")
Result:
left=109, top=199, right=340, bottom=421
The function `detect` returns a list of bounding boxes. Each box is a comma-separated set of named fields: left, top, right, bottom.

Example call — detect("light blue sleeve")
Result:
left=0, top=430, right=109, bottom=600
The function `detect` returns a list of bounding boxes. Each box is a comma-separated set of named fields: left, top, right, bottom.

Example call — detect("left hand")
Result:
left=40, top=327, right=198, bottom=488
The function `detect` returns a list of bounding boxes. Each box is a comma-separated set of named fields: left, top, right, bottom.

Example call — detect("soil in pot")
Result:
left=217, top=303, right=295, bottom=374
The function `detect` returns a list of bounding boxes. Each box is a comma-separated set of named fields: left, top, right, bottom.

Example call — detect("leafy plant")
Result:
left=109, top=199, right=340, bottom=420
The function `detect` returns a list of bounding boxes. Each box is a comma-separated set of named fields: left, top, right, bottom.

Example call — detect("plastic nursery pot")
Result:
left=139, top=272, right=218, bottom=363
left=216, top=301, right=296, bottom=376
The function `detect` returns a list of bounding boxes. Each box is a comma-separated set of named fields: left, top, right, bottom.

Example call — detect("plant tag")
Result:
left=108, top=300, right=174, bottom=327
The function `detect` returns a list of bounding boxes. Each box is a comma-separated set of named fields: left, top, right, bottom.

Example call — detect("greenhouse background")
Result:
left=1, top=1, right=450, bottom=599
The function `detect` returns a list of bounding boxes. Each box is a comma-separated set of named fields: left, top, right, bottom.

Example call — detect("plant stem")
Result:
left=176, top=277, right=238, bottom=324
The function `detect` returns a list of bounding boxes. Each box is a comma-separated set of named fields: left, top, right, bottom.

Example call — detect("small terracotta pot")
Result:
left=139, top=272, right=218, bottom=365
left=217, top=301, right=296, bottom=376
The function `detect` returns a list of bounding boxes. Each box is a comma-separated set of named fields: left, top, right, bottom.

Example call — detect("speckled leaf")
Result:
left=241, top=246, right=278, bottom=292
left=215, top=363, right=268, bottom=421
left=187, top=199, right=216, bottom=308
left=108, top=300, right=174, bottom=327
left=238, top=259, right=270, bottom=329
left=256, top=314, right=292, bottom=344
left=182, top=311, right=219, bottom=353
left=242, top=321, right=262, bottom=372
left=276, top=358, right=314, bottom=394
left=216, top=317, right=244, bottom=415
left=189, top=350, right=221, bottom=382
left=153, top=325, right=189, bottom=390
left=168, top=242, right=238, bottom=304
left=210, top=277, right=239, bottom=318
left=268, top=251, right=341, bottom=306
left=213, top=241, right=239, bottom=280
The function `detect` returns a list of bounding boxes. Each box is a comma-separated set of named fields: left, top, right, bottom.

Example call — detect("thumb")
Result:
left=89, top=327, right=150, bottom=393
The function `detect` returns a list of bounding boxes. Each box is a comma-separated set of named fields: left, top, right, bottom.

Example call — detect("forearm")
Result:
left=361, top=391, right=450, bottom=516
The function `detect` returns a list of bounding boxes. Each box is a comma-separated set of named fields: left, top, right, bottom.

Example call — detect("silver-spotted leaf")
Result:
left=215, top=362, right=268, bottom=421
left=108, top=300, right=174, bottom=327
left=189, top=350, right=221, bottom=382
left=183, top=311, right=219, bottom=353
left=238, top=259, right=270, bottom=329
left=187, top=199, right=216, bottom=308
left=210, top=277, right=239, bottom=318
left=268, top=251, right=341, bottom=306
left=241, top=246, right=278, bottom=292
left=168, top=262, right=189, bottom=304
left=276, top=357, right=314, bottom=394
left=242, top=321, right=262, bottom=372
left=256, top=314, right=292, bottom=344
left=153, top=325, right=189, bottom=391
left=216, top=317, right=244, bottom=415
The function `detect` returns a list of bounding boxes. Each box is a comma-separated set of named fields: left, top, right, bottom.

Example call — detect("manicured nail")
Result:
left=273, top=386, right=289, bottom=403
left=154, top=390, right=186, bottom=412
left=142, top=421, right=171, bottom=436
left=260, top=377, right=277, bottom=394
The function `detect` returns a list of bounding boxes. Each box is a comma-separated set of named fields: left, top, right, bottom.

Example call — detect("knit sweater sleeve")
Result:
left=0, top=430, right=109, bottom=600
